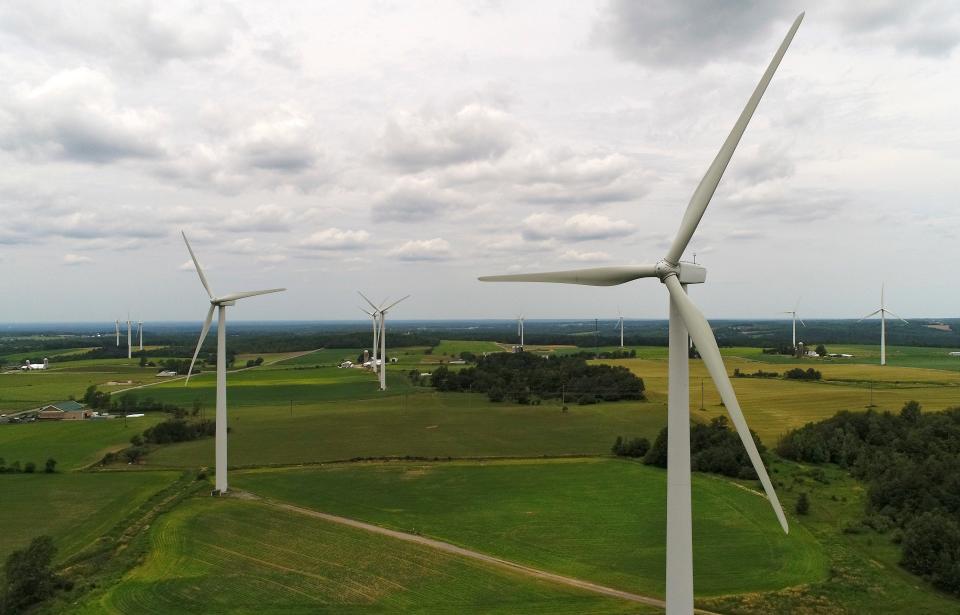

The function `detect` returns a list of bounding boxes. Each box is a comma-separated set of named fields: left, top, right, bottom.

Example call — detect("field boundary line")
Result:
left=241, top=491, right=720, bottom=614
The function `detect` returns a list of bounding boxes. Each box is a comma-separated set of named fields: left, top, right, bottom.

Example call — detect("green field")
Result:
left=233, top=458, right=827, bottom=599
left=146, top=392, right=665, bottom=468
left=80, top=497, right=649, bottom=614
left=0, top=414, right=164, bottom=470
left=0, top=471, right=177, bottom=563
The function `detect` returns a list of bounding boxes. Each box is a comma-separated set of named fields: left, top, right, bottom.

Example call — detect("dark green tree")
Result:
left=1, top=535, right=58, bottom=614
left=43, top=459, right=56, bottom=474
left=796, top=492, right=810, bottom=515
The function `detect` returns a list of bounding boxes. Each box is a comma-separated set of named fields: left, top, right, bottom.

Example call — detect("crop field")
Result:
left=431, top=339, right=503, bottom=357
left=81, top=497, right=649, bottom=615
left=146, top=392, right=666, bottom=468
left=0, top=366, right=175, bottom=411
left=0, top=414, right=164, bottom=470
left=233, top=458, right=827, bottom=599
left=0, top=471, right=177, bottom=563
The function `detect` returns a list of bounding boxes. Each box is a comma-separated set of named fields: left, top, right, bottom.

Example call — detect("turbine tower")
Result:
left=115, top=320, right=120, bottom=347
left=126, top=314, right=132, bottom=360
left=860, top=284, right=908, bottom=366
left=616, top=309, right=625, bottom=348
left=182, top=231, right=285, bottom=493
left=479, top=13, right=802, bottom=613
left=782, top=298, right=805, bottom=350
left=137, top=320, right=143, bottom=351
left=362, top=294, right=409, bottom=390
left=517, top=315, right=525, bottom=348
left=358, top=292, right=382, bottom=375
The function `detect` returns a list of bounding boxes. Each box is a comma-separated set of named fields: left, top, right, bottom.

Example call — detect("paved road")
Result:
left=242, top=491, right=720, bottom=614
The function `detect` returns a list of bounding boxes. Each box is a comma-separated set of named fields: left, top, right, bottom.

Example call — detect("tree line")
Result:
left=427, top=352, right=645, bottom=405
left=777, top=401, right=960, bottom=595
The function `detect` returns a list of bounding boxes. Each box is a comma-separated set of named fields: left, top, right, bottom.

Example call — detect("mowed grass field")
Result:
left=0, top=471, right=177, bottom=563
left=233, top=458, right=827, bottom=600
left=0, top=414, right=164, bottom=470
left=146, top=391, right=666, bottom=468
left=80, top=497, right=651, bottom=615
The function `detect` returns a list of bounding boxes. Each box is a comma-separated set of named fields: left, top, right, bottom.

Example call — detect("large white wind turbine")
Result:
left=358, top=292, right=382, bottom=374
left=782, top=298, right=805, bottom=350
left=115, top=320, right=120, bottom=347
left=361, top=294, right=409, bottom=390
left=479, top=13, right=802, bottom=613
left=616, top=309, right=624, bottom=348
left=517, top=315, right=525, bottom=348
left=181, top=231, right=285, bottom=493
left=860, top=284, right=908, bottom=366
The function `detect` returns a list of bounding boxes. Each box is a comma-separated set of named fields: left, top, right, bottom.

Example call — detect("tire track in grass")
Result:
left=240, top=491, right=721, bottom=614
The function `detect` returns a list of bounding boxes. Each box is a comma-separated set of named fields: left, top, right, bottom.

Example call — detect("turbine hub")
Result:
left=655, top=260, right=707, bottom=285
left=655, top=260, right=680, bottom=282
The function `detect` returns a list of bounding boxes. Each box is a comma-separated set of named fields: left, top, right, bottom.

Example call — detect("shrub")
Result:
left=23, top=462, right=35, bottom=474
left=43, top=459, right=57, bottom=474
left=796, top=493, right=810, bottom=515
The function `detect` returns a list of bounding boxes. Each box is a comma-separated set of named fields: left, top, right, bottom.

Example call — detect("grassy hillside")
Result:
left=78, top=497, right=650, bottom=614
left=0, top=471, right=177, bottom=563
left=232, top=458, right=828, bottom=599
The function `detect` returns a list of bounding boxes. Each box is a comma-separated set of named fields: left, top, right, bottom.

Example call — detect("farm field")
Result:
left=0, top=414, right=164, bottom=470
left=0, top=471, right=177, bottom=563
left=232, top=458, right=828, bottom=599
left=146, top=392, right=665, bottom=468
left=79, top=497, right=650, bottom=615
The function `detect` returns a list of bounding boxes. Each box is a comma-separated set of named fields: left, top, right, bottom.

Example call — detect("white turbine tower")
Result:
left=616, top=309, right=625, bottom=348
left=181, top=231, right=285, bottom=493
left=115, top=320, right=120, bottom=347
left=860, top=284, right=908, bottom=366
left=361, top=294, right=409, bottom=391
left=138, top=320, right=143, bottom=351
left=358, top=292, right=382, bottom=374
left=126, top=314, right=132, bottom=360
left=517, top=315, right=525, bottom=348
left=479, top=13, right=802, bottom=613
left=782, top=299, right=805, bottom=350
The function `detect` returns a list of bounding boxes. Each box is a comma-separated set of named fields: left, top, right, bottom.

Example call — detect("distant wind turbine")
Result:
left=615, top=309, right=624, bottom=348
left=517, top=314, right=525, bottom=348
left=860, top=284, right=908, bottom=366
left=182, top=231, right=285, bottom=493
left=358, top=293, right=381, bottom=374
left=115, top=319, right=120, bottom=347
left=137, top=320, right=143, bottom=351
left=782, top=298, right=805, bottom=349
left=360, top=294, right=409, bottom=390
left=126, top=314, right=132, bottom=360
left=479, top=13, right=803, bottom=613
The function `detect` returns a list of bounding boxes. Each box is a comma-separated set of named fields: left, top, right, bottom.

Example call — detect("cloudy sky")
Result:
left=0, top=0, right=957, bottom=322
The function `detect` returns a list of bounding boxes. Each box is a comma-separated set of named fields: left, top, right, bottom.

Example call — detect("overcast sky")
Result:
left=0, top=0, right=957, bottom=322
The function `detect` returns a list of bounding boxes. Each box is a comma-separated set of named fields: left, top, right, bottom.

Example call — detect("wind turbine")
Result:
left=126, top=314, right=132, bottom=360
left=115, top=320, right=120, bottom=347
left=361, top=294, right=409, bottom=390
left=358, top=296, right=381, bottom=373
left=479, top=13, right=802, bottom=613
left=616, top=309, right=625, bottom=348
left=517, top=315, right=525, bottom=348
left=181, top=231, right=285, bottom=493
left=860, top=284, right=908, bottom=366
left=782, top=298, right=805, bottom=350
left=137, top=320, right=143, bottom=351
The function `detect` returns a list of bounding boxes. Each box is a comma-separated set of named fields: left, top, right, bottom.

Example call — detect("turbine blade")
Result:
left=664, top=276, right=788, bottom=534
left=799, top=318, right=806, bottom=327
left=382, top=294, right=410, bottom=312
left=216, top=288, right=286, bottom=302
left=182, top=231, right=214, bottom=300
left=360, top=307, right=374, bottom=316
left=884, top=309, right=909, bottom=325
left=858, top=309, right=882, bottom=322
left=358, top=291, right=379, bottom=312
left=664, top=13, right=804, bottom=264
left=479, top=265, right=658, bottom=287
left=185, top=305, right=215, bottom=385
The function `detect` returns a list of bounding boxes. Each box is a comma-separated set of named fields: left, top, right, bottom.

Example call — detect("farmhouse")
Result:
left=37, top=400, right=91, bottom=421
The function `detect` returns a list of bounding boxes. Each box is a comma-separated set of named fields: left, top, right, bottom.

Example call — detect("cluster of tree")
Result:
left=140, top=418, right=216, bottom=445
left=777, top=402, right=960, bottom=594
left=644, top=416, right=768, bottom=480
left=428, top=352, right=645, bottom=405
left=204, top=349, right=236, bottom=368
left=0, top=458, right=57, bottom=474
left=784, top=367, right=822, bottom=380
left=611, top=436, right=650, bottom=458
left=763, top=344, right=798, bottom=356
left=82, top=386, right=186, bottom=415
left=1, top=535, right=69, bottom=615
left=733, top=368, right=780, bottom=378
left=158, top=358, right=199, bottom=375
left=245, top=357, right=264, bottom=368
left=567, top=349, right=638, bottom=360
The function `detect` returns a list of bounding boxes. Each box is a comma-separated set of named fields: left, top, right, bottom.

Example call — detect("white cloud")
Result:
left=521, top=213, right=636, bottom=242
left=371, top=177, right=465, bottom=223
left=560, top=249, right=612, bottom=263
left=0, top=68, right=166, bottom=163
left=62, top=253, right=93, bottom=266
left=298, top=228, right=370, bottom=251
left=387, top=238, right=453, bottom=261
